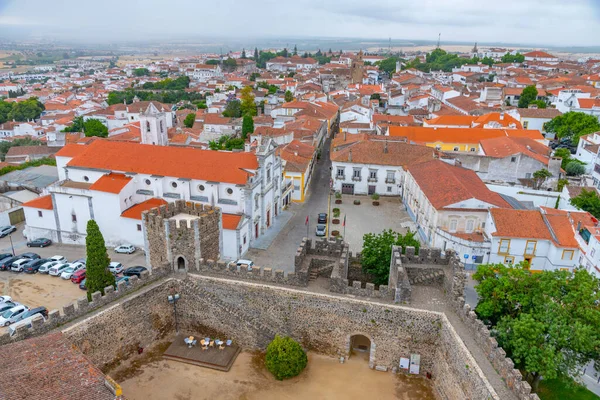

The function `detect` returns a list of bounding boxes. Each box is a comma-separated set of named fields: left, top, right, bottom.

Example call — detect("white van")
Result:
left=9, top=314, right=46, bottom=337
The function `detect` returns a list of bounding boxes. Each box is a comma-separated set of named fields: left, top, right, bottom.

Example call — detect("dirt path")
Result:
left=118, top=351, right=435, bottom=400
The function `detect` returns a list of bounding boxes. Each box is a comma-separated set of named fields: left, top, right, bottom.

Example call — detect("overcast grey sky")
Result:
left=0, top=0, right=599, bottom=46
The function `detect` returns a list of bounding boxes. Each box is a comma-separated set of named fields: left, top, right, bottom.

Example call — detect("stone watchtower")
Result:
left=140, top=103, right=169, bottom=146
left=351, top=50, right=365, bottom=84
left=142, top=200, right=222, bottom=274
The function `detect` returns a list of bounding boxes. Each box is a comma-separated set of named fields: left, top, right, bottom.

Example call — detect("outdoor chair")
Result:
left=226, top=339, right=232, bottom=346
left=209, top=340, right=215, bottom=348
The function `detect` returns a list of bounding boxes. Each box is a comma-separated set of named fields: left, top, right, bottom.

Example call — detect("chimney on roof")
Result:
left=348, top=149, right=352, bottom=162
left=344, top=130, right=347, bottom=141
left=500, top=112, right=505, bottom=120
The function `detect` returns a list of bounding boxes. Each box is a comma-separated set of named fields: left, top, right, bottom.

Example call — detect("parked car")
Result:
left=9, top=314, right=45, bottom=337
left=49, top=255, right=67, bottom=263
left=109, top=262, right=124, bottom=275
left=116, top=276, right=130, bottom=287
left=60, top=263, right=85, bottom=280
left=229, top=259, right=254, bottom=271
left=114, top=244, right=136, bottom=254
left=11, top=259, right=31, bottom=272
left=49, top=263, right=70, bottom=277
left=38, top=261, right=58, bottom=274
left=315, top=224, right=326, bottom=237
left=0, top=256, right=21, bottom=271
left=0, top=302, right=20, bottom=314
left=0, top=253, right=13, bottom=261
left=70, top=269, right=86, bottom=284
left=26, top=238, right=52, bottom=248
left=317, top=213, right=328, bottom=224
left=20, top=252, right=40, bottom=260
left=0, top=295, right=12, bottom=304
left=0, top=225, right=16, bottom=238
left=23, top=258, right=48, bottom=274
left=79, top=278, right=86, bottom=290
left=74, top=258, right=86, bottom=264
left=122, top=266, right=148, bottom=278
left=15, top=306, right=48, bottom=322
left=0, top=305, right=28, bottom=326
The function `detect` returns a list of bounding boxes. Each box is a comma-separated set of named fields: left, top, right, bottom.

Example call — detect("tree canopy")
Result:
left=402, top=48, right=489, bottom=73
left=284, top=90, right=293, bottom=102
left=85, top=220, right=116, bottom=301
left=222, top=99, right=241, bottom=118
left=107, top=88, right=203, bottom=105
left=361, top=229, right=420, bottom=284
left=570, top=189, right=600, bottom=218
left=62, top=116, right=84, bottom=133
left=501, top=52, right=525, bottom=63
left=208, top=135, right=244, bottom=151
left=265, top=335, right=308, bottom=380
left=375, top=57, right=401, bottom=75
left=546, top=112, right=600, bottom=145
left=242, top=115, right=254, bottom=140
left=141, top=76, right=189, bottom=90
left=133, top=68, right=150, bottom=77
left=565, top=161, right=585, bottom=176
left=0, top=98, right=45, bottom=123
left=83, top=119, right=109, bottom=138
left=531, top=168, right=552, bottom=189
left=518, top=85, right=538, bottom=108
left=183, top=113, right=195, bottom=128
left=474, top=263, right=600, bottom=392
left=240, top=86, right=256, bottom=117
left=553, top=148, right=585, bottom=170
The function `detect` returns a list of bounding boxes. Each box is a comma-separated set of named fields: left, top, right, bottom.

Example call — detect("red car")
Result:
left=70, top=269, right=86, bottom=284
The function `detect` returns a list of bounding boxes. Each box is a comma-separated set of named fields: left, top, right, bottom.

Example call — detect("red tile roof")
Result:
left=479, top=136, right=551, bottom=165
left=66, top=141, right=259, bottom=185
left=388, top=126, right=544, bottom=144
left=0, top=332, right=114, bottom=400
left=55, top=143, right=88, bottom=158
left=408, top=160, right=510, bottom=209
left=121, top=198, right=168, bottom=220
left=222, top=213, right=242, bottom=230
left=90, top=173, right=132, bottom=194
left=22, top=195, right=53, bottom=210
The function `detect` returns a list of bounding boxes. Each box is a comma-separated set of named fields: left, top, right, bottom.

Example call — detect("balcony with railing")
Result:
left=352, top=175, right=362, bottom=182
left=367, top=177, right=378, bottom=183
left=335, top=174, right=345, bottom=180
left=385, top=177, right=396, bottom=184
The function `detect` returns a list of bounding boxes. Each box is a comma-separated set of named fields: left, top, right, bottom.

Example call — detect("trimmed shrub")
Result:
left=265, top=335, right=307, bottom=380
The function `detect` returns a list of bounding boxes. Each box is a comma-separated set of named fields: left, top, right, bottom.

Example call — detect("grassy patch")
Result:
left=537, top=376, right=600, bottom=400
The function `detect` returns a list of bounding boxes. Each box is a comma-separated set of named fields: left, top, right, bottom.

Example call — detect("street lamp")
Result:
left=167, top=293, right=180, bottom=334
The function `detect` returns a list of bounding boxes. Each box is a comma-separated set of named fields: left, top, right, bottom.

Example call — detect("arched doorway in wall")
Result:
left=349, top=334, right=372, bottom=363
left=176, top=256, right=186, bottom=271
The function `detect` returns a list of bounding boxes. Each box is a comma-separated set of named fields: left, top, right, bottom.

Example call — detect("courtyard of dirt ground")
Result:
left=117, top=350, right=435, bottom=400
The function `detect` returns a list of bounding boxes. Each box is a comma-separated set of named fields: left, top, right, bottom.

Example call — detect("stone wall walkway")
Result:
left=410, top=286, right=518, bottom=400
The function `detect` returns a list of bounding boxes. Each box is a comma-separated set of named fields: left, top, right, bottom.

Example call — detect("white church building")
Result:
left=22, top=104, right=283, bottom=261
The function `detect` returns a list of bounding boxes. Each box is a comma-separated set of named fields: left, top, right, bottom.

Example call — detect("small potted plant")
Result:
left=335, top=191, right=342, bottom=204
left=371, top=193, right=380, bottom=206
left=331, top=230, right=340, bottom=237
left=353, top=199, right=361, bottom=205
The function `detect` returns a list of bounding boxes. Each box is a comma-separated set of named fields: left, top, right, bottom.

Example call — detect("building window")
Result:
left=83, top=176, right=89, bottom=182
left=146, top=121, right=151, bottom=132
left=387, top=186, right=392, bottom=193
left=353, top=169, right=361, bottom=178
left=449, top=219, right=458, bottom=232
left=523, top=121, right=529, bottom=129
left=499, top=239, right=511, bottom=254
left=137, top=224, right=142, bottom=231
left=466, top=219, right=475, bottom=233
left=243, top=235, right=247, bottom=245
left=145, top=179, right=151, bottom=186
left=591, top=248, right=596, bottom=257
left=504, top=256, right=515, bottom=265
left=226, top=188, right=233, bottom=195
left=562, top=250, right=574, bottom=260
left=198, top=184, right=205, bottom=191
left=159, top=120, right=164, bottom=133
left=510, top=156, right=517, bottom=162
left=171, top=181, right=178, bottom=189
left=72, top=214, right=77, bottom=222
left=369, top=170, right=377, bottom=179
left=525, top=240, right=537, bottom=255
left=38, top=210, right=42, bottom=217
left=470, top=147, right=476, bottom=152
left=525, top=173, right=532, bottom=179
left=337, top=168, right=344, bottom=177
left=255, top=194, right=259, bottom=210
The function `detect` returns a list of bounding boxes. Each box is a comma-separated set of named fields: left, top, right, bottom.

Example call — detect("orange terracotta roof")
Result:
left=388, top=126, right=544, bottom=144
left=578, top=98, right=600, bottom=109
left=222, top=213, right=242, bottom=230
left=22, top=195, right=53, bottom=210
left=121, top=198, right=168, bottom=220
left=408, top=160, right=510, bottom=209
left=55, top=143, right=88, bottom=158
left=425, top=115, right=476, bottom=126
left=479, top=136, right=550, bottom=165
left=66, top=140, right=258, bottom=185
left=90, top=173, right=132, bottom=194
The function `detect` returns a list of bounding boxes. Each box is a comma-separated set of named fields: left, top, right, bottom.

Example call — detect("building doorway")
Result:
left=342, top=183, right=354, bottom=195
left=349, top=334, right=372, bottom=363
left=176, top=256, right=186, bottom=271
left=255, top=223, right=259, bottom=239
left=368, top=185, right=376, bottom=195
left=266, top=210, right=271, bottom=228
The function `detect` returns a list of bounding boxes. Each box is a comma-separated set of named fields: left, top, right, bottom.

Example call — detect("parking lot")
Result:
left=0, top=224, right=147, bottom=327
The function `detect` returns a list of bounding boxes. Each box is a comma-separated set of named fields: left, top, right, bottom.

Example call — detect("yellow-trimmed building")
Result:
left=278, top=140, right=317, bottom=203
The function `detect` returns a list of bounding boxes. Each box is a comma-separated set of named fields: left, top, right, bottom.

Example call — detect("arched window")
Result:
left=146, top=121, right=151, bottom=133
left=159, top=120, right=164, bottom=133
